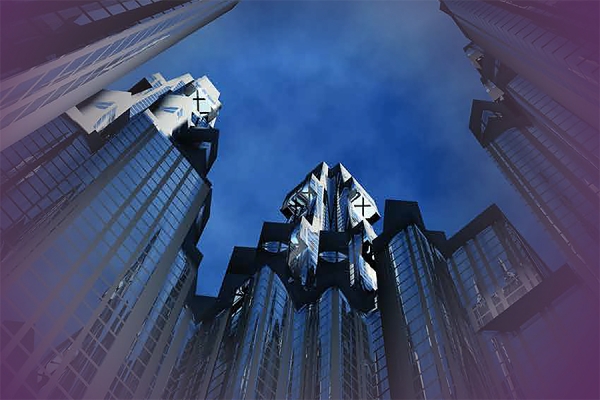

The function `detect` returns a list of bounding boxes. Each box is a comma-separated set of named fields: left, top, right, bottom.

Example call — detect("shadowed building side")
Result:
left=373, top=200, right=494, bottom=400
left=0, top=72, right=223, bottom=400
left=440, top=0, right=600, bottom=296
left=444, top=203, right=599, bottom=399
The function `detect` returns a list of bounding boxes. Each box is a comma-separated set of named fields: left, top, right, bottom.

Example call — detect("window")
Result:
left=0, top=105, right=28, bottom=129
left=106, top=3, right=126, bottom=15
left=82, top=3, right=110, bottom=21
left=319, top=251, right=348, bottom=263
left=261, top=241, right=288, bottom=254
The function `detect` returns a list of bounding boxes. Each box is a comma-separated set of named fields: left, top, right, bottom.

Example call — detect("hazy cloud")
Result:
left=114, top=0, right=563, bottom=297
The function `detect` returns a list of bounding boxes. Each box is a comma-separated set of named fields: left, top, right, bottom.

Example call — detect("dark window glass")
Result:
left=86, top=5, right=110, bottom=21
left=41, top=83, right=71, bottom=108
left=57, top=7, right=83, bottom=21
left=123, top=1, right=141, bottom=10
left=16, top=94, right=48, bottom=122
left=73, top=13, right=92, bottom=25
left=106, top=3, right=126, bottom=15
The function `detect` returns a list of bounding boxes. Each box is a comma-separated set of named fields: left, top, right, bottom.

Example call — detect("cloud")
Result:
left=113, top=1, right=563, bottom=297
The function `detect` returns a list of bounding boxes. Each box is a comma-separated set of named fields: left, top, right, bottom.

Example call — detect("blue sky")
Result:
left=114, top=0, right=563, bottom=296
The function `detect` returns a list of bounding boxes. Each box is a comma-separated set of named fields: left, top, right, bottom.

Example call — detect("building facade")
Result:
left=161, top=163, right=391, bottom=400
left=0, top=72, right=222, bottom=399
left=443, top=205, right=599, bottom=399
left=0, top=0, right=237, bottom=151
left=440, top=0, right=600, bottom=293
left=372, top=201, right=494, bottom=400
left=443, top=205, right=549, bottom=333
left=439, top=0, right=598, bottom=129
left=163, top=163, right=598, bottom=400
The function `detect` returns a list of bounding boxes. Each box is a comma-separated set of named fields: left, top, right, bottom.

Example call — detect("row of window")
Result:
left=508, top=75, right=598, bottom=155
left=1, top=118, right=158, bottom=368
left=107, top=253, right=191, bottom=399
left=460, top=0, right=598, bottom=106
left=1, top=113, right=204, bottom=399
left=1, top=117, right=151, bottom=269
left=253, top=276, right=289, bottom=399
left=495, top=128, right=598, bottom=260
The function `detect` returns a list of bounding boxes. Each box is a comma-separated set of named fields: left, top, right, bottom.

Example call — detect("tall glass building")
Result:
left=439, top=0, right=598, bottom=129
left=443, top=205, right=549, bottom=332
left=0, top=72, right=222, bottom=399
left=439, top=0, right=600, bottom=294
left=161, top=162, right=390, bottom=400
left=443, top=205, right=599, bottom=399
left=372, top=200, right=493, bottom=400
left=0, top=0, right=237, bottom=151
left=374, top=200, right=598, bottom=399
left=157, top=163, right=597, bottom=399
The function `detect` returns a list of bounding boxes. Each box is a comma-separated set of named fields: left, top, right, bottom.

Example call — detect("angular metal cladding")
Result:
left=180, top=162, right=388, bottom=400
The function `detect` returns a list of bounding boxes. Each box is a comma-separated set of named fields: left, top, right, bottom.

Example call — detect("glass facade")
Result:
left=0, top=0, right=238, bottom=151
left=160, top=164, right=595, bottom=400
left=445, top=206, right=546, bottom=330
left=440, top=0, right=598, bottom=126
left=441, top=0, right=600, bottom=294
left=0, top=72, right=222, bottom=399
left=505, top=75, right=598, bottom=167
left=164, top=163, right=387, bottom=400
left=374, top=204, right=491, bottom=400
left=474, top=109, right=599, bottom=291
left=444, top=204, right=599, bottom=399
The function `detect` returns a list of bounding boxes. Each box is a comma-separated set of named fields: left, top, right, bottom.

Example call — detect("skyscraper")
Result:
left=162, top=162, right=598, bottom=400
left=161, top=162, right=390, bottom=400
left=439, top=0, right=598, bottom=128
left=439, top=0, right=600, bottom=293
left=161, top=164, right=476, bottom=400
left=372, top=200, right=494, bottom=400
left=0, top=0, right=238, bottom=151
left=443, top=204, right=599, bottom=399
left=0, top=72, right=222, bottom=399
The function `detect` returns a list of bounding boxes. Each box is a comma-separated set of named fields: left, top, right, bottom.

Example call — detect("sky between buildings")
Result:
left=112, top=0, right=563, bottom=296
